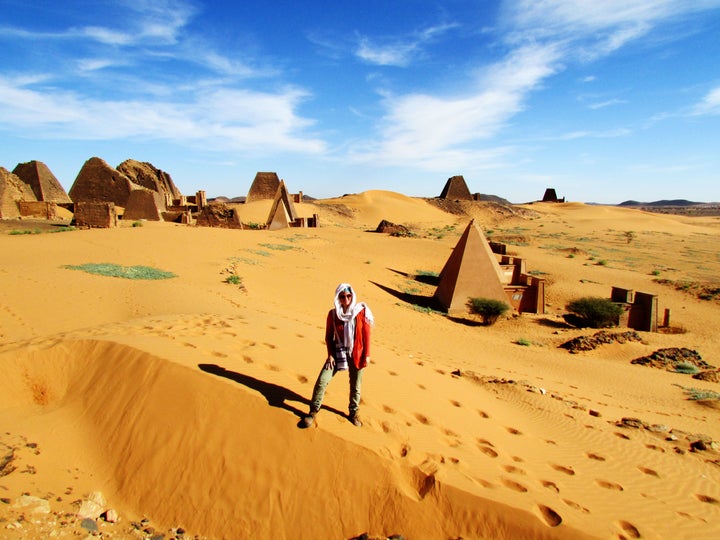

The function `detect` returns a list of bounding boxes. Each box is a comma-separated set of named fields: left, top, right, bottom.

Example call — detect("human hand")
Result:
left=324, top=357, right=335, bottom=370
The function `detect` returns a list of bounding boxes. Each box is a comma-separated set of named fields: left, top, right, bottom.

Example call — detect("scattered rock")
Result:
left=560, top=330, right=642, bottom=353
left=693, top=369, right=720, bottom=383
left=375, top=219, right=413, bottom=237
left=690, top=440, right=708, bottom=452
left=589, top=409, right=601, bottom=417
left=13, top=495, right=51, bottom=514
left=619, top=417, right=645, bottom=429
left=80, top=517, right=99, bottom=532
left=631, top=348, right=715, bottom=371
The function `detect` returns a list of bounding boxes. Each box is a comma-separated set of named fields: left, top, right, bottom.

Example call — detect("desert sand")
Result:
left=1, top=191, right=719, bottom=539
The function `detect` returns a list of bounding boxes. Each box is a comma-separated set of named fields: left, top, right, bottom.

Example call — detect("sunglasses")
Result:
left=339, top=293, right=353, bottom=299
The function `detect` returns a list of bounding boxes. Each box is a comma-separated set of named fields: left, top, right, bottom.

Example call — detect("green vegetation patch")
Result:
left=258, top=243, right=297, bottom=251
left=64, top=263, right=176, bottom=280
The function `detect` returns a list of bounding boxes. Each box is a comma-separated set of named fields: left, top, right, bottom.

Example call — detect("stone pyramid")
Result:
left=439, top=175, right=472, bottom=200
left=69, top=157, right=137, bottom=207
left=433, top=219, right=508, bottom=314
left=266, top=180, right=298, bottom=230
left=246, top=172, right=280, bottom=203
left=12, top=160, right=71, bottom=204
left=0, top=167, right=37, bottom=218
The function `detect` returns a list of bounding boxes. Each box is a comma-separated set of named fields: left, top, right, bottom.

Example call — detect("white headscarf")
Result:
left=333, top=283, right=374, bottom=353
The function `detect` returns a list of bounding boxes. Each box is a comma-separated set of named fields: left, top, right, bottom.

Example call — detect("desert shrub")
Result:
left=468, top=297, right=510, bottom=325
left=674, top=362, right=700, bottom=375
left=565, top=297, right=623, bottom=328
left=515, top=338, right=532, bottom=346
left=64, top=263, right=176, bottom=280
left=679, top=386, right=720, bottom=401
left=132, top=221, right=144, bottom=227
left=225, top=274, right=242, bottom=286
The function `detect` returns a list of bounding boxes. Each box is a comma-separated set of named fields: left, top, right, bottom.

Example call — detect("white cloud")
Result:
left=0, top=76, right=325, bottom=154
left=353, top=43, right=560, bottom=169
left=691, top=86, right=720, bottom=116
left=355, top=22, right=458, bottom=67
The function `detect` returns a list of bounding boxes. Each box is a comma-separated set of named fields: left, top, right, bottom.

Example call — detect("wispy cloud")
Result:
left=355, top=22, right=458, bottom=67
left=351, top=43, right=560, bottom=169
left=0, top=76, right=325, bottom=154
left=353, top=0, right=720, bottom=171
left=690, top=86, right=720, bottom=116
left=588, top=98, right=628, bottom=110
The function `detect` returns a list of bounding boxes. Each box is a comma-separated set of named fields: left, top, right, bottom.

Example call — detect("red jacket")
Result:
left=325, top=308, right=372, bottom=369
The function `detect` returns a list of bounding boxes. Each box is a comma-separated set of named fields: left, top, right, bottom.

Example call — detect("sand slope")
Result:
left=1, top=192, right=719, bottom=539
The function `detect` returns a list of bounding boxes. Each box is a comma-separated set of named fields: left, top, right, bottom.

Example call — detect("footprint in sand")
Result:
left=267, top=364, right=280, bottom=372
left=616, top=520, right=640, bottom=538
left=450, top=399, right=462, bottom=407
left=695, top=494, right=719, bottom=504
left=506, top=427, right=522, bottom=435
left=477, top=410, right=490, bottom=418
left=645, top=444, right=665, bottom=452
left=477, top=438, right=493, bottom=446
left=296, top=374, right=308, bottom=384
left=435, top=369, right=446, bottom=375
left=535, top=504, right=563, bottom=527
left=541, top=480, right=559, bottom=492
left=413, top=413, right=431, bottom=425
left=477, top=445, right=498, bottom=458
left=212, top=351, right=228, bottom=358
left=562, top=499, right=590, bottom=514
left=183, top=342, right=197, bottom=348
left=442, top=428, right=459, bottom=437
left=637, top=466, right=659, bottom=477
left=502, top=465, right=526, bottom=475
left=242, top=355, right=253, bottom=363
left=511, top=456, right=524, bottom=463
left=388, top=370, right=399, bottom=376
left=614, top=432, right=631, bottom=440
left=596, top=479, right=624, bottom=491
left=550, top=464, right=575, bottom=476
left=501, top=478, right=528, bottom=493
left=263, top=342, right=277, bottom=349
left=545, top=439, right=557, bottom=445
left=586, top=452, right=606, bottom=461
left=399, top=443, right=409, bottom=456
left=382, top=404, right=395, bottom=414
left=417, top=383, right=427, bottom=390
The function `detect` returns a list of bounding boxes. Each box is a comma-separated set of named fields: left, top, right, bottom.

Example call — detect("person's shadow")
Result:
left=198, top=363, right=345, bottom=427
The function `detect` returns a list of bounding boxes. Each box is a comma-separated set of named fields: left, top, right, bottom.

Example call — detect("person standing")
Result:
left=301, top=283, right=374, bottom=428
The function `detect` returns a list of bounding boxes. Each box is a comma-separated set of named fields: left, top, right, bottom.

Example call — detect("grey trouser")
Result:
left=310, top=362, right=363, bottom=415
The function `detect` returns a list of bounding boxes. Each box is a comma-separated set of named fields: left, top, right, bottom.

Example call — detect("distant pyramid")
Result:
left=266, top=180, right=299, bottom=230
left=246, top=172, right=280, bottom=203
left=439, top=175, right=472, bottom=200
left=542, top=188, right=564, bottom=203
left=12, top=160, right=71, bottom=204
left=0, top=167, right=37, bottom=218
left=433, top=220, right=508, bottom=314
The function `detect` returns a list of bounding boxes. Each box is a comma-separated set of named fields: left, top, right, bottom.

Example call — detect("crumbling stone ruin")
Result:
left=439, top=175, right=473, bottom=201
left=117, top=159, right=182, bottom=201
left=69, top=157, right=137, bottom=208
left=74, top=201, right=119, bottom=228
left=196, top=203, right=243, bottom=229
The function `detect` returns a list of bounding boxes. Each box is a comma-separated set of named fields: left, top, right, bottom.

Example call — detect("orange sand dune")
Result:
left=1, top=191, right=719, bottom=539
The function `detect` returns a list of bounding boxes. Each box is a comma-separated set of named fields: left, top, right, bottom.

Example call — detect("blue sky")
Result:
left=1, top=0, right=719, bottom=203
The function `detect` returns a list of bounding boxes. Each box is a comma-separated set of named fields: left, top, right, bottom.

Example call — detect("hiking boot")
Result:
left=299, top=410, right=317, bottom=429
left=349, top=412, right=362, bottom=427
